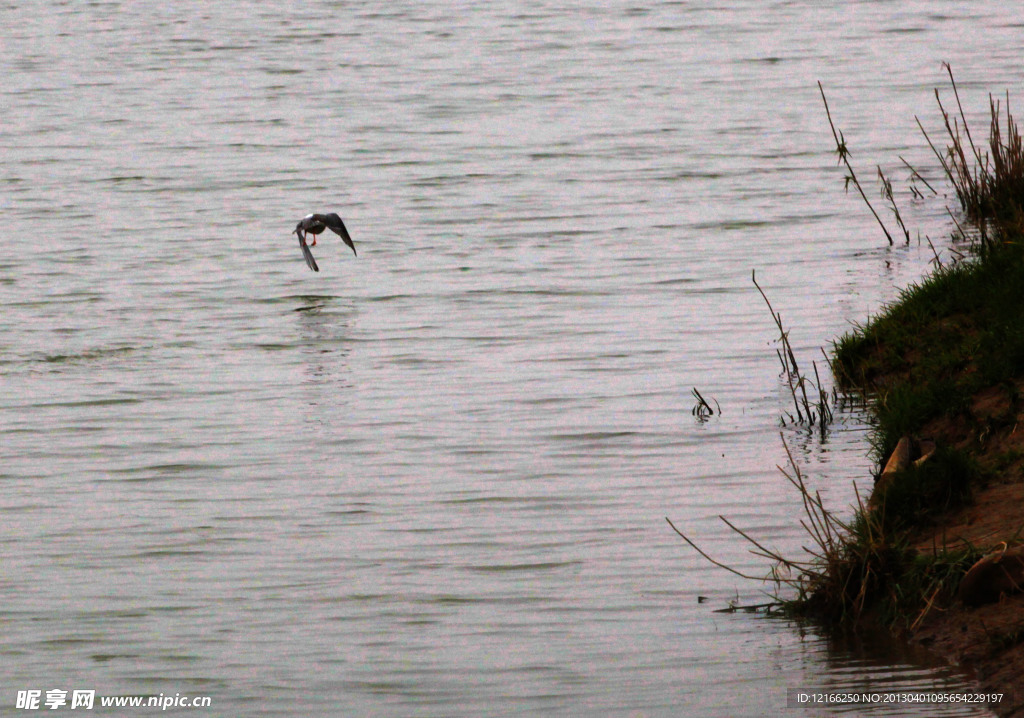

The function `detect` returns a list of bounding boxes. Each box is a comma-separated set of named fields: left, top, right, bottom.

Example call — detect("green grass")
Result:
left=833, top=240, right=1024, bottom=464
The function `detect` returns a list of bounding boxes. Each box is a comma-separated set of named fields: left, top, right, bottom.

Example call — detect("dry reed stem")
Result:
left=818, top=81, right=894, bottom=245
left=900, top=155, right=938, bottom=195
left=752, top=271, right=835, bottom=431
left=667, top=434, right=866, bottom=614
left=878, top=166, right=911, bottom=244
left=664, top=516, right=766, bottom=582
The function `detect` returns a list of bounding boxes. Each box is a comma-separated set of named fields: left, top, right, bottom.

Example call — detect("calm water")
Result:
left=3, top=1, right=1021, bottom=715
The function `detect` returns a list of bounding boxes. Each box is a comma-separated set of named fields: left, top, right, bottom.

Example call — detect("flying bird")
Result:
left=294, top=213, right=357, bottom=272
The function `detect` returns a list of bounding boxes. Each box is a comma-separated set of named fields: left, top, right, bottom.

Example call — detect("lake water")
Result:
left=3, top=1, right=1021, bottom=715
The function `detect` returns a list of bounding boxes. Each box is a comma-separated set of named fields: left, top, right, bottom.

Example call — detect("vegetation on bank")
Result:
left=673, top=67, right=1024, bottom=629
left=807, top=68, right=1024, bottom=626
left=832, top=239, right=1024, bottom=508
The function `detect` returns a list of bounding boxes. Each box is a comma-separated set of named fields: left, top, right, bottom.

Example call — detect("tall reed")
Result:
left=752, top=271, right=834, bottom=435
left=920, top=63, right=1024, bottom=242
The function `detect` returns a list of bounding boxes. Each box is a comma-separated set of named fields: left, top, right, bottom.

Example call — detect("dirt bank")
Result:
left=883, top=381, right=1024, bottom=716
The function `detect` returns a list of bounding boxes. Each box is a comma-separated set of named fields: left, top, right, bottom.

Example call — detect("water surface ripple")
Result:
left=4, top=1, right=1020, bottom=715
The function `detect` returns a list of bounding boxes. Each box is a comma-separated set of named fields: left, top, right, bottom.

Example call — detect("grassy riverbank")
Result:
left=823, top=221, right=1024, bottom=717
left=833, top=237, right=1024, bottom=538
left=672, top=70, right=1024, bottom=712
left=824, top=238, right=1023, bottom=608
left=812, top=73, right=1024, bottom=713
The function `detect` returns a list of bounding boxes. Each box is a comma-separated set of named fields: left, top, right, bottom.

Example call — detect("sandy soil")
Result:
left=894, top=382, right=1024, bottom=716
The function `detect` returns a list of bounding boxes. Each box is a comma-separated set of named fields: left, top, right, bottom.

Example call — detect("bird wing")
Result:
left=322, top=213, right=357, bottom=256
left=298, top=231, right=319, bottom=272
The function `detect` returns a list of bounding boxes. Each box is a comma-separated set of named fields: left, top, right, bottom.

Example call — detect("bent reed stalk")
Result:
left=691, top=387, right=718, bottom=420
left=751, top=270, right=834, bottom=434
